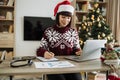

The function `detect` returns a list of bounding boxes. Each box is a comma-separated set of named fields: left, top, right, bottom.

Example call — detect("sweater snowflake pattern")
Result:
left=37, top=25, right=81, bottom=57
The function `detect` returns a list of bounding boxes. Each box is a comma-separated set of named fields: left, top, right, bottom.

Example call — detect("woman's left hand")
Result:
left=75, top=50, right=82, bottom=56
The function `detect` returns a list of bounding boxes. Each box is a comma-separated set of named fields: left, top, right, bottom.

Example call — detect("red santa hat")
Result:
left=108, top=73, right=120, bottom=80
left=52, top=0, right=74, bottom=19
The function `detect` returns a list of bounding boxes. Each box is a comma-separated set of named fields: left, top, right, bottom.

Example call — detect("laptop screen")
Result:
left=80, top=40, right=107, bottom=60
left=65, top=40, right=107, bottom=62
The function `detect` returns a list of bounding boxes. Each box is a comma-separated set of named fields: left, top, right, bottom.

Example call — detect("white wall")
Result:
left=15, top=0, right=63, bottom=56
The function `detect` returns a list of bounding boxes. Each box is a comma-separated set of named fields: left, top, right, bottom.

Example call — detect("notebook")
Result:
left=65, top=40, right=107, bottom=62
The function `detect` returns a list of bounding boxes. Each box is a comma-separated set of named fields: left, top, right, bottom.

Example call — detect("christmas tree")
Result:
left=78, top=2, right=114, bottom=48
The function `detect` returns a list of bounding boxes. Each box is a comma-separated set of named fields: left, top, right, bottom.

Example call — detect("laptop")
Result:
left=65, top=40, right=107, bottom=62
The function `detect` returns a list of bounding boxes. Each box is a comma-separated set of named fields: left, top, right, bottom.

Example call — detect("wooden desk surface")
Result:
left=0, top=56, right=118, bottom=76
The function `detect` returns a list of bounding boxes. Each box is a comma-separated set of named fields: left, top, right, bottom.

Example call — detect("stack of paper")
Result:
left=34, top=61, right=75, bottom=68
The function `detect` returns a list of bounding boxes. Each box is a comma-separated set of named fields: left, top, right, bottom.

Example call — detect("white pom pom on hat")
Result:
left=51, top=0, right=74, bottom=20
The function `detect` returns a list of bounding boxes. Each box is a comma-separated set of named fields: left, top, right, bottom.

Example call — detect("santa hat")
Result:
left=108, top=73, right=120, bottom=80
left=52, top=0, right=74, bottom=20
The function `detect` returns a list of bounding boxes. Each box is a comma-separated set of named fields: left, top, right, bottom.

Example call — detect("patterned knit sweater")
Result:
left=36, top=25, right=81, bottom=57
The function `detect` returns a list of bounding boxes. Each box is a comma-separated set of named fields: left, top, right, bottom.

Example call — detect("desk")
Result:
left=0, top=56, right=119, bottom=80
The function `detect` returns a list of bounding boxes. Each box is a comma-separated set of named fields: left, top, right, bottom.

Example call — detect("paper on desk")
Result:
left=37, top=56, right=58, bottom=62
left=34, top=61, right=75, bottom=68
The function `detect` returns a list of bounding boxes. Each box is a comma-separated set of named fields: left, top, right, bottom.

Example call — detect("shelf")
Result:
left=0, top=41, right=14, bottom=48
left=0, top=20, right=13, bottom=25
left=0, top=0, right=15, bottom=55
left=0, top=19, right=13, bottom=21
left=76, top=11, right=88, bottom=14
left=0, top=5, right=14, bottom=8
left=76, top=0, right=91, bottom=2
left=90, top=1, right=107, bottom=7
left=0, top=5, right=14, bottom=11
left=0, top=33, right=14, bottom=48
left=0, top=33, right=14, bottom=40
left=76, top=22, right=82, bottom=25
left=73, top=0, right=108, bottom=27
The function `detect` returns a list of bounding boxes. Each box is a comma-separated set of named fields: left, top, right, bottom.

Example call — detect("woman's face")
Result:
left=59, top=15, right=71, bottom=28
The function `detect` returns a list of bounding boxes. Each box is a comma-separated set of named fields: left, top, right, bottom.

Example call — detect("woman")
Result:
left=37, top=0, right=82, bottom=80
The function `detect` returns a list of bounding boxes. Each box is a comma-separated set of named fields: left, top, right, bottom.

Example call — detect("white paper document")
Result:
left=37, top=56, right=59, bottom=62
left=34, top=61, right=75, bottom=68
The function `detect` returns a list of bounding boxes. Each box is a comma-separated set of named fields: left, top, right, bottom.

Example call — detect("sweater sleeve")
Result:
left=36, top=47, right=46, bottom=57
left=36, top=37, right=48, bottom=57
left=73, top=30, right=81, bottom=53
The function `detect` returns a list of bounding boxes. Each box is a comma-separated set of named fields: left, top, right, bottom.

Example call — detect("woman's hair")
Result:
left=56, top=11, right=72, bottom=27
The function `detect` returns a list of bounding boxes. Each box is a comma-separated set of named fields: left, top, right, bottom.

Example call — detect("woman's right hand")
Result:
left=44, top=51, right=55, bottom=59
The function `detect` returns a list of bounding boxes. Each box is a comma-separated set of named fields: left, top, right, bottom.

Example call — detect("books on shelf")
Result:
left=76, top=3, right=80, bottom=11
left=0, top=2, right=4, bottom=5
left=76, top=1, right=93, bottom=12
left=0, top=24, right=13, bottom=33
left=0, top=16, right=5, bottom=20
left=94, top=0, right=105, bottom=2
left=7, top=0, right=14, bottom=6
left=0, top=50, right=7, bottom=61
left=2, top=25, right=9, bottom=33
left=82, top=3, right=88, bottom=11
left=6, top=11, right=13, bottom=20
left=82, top=16, right=87, bottom=21
left=8, top=25, right=13, bottom=33
left=101, top=7, right=106, bottom=16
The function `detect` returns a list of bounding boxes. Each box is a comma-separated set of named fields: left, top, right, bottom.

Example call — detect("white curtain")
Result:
left=107, top=0, right=120, bottom=45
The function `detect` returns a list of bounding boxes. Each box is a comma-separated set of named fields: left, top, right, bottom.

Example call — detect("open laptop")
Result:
left=65, top=40, right=107, bottom=62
